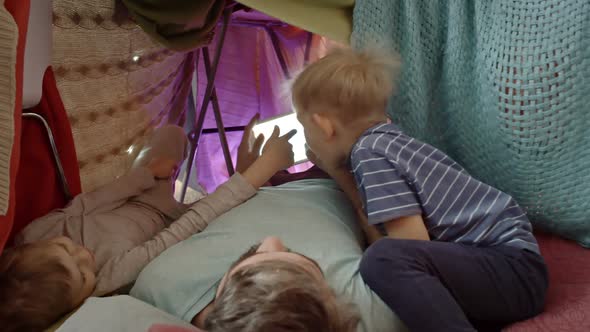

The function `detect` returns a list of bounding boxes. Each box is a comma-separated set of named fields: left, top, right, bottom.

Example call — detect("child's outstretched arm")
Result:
left=93, top=120, right=296, bottom=296
left=242, top=125, right=296, bottom=188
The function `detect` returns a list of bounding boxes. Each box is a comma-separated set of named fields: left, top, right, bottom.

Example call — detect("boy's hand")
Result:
left=148, top=157, right=178, bottom=179
left=236, top=114, right=265, bottom=173
left=261, top=126, right=297, bottom=171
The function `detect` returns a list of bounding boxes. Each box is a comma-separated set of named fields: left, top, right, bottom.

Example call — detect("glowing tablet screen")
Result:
left=252, top=113, right=307, bottom=164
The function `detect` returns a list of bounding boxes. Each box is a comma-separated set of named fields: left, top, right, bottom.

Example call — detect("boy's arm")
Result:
left=93, top=171, right=258, bottom=296
left=93, top=128, right=295, bottom=296
left=329, top=169, right=383, bottom=244
left=332, top=169, right=429, bottom=243
left=383, top=215, right=430, bottom=241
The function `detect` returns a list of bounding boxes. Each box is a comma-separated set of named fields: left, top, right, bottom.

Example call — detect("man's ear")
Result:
left=311, top=113, right=335, bottom=139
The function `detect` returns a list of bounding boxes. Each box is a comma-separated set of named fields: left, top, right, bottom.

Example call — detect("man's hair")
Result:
left=0, top=243, right=74, bottom=332
left=292, top=47, right=401, bottom=122
left=204, top=259, right=360, bottom=332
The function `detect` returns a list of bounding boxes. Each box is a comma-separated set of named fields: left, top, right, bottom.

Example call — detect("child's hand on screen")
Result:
left=241, top=125, right=296, bottom=189
left=261, top=126, right=297, bottom=171
left=236, top=114, right=264, bottom=173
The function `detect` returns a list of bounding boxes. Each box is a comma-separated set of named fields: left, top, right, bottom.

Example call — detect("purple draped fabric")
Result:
left=193, top=24, right=329, bottom=191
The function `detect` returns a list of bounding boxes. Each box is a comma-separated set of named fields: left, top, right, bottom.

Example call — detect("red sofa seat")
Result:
left=505, top=232, right=590, bottom=331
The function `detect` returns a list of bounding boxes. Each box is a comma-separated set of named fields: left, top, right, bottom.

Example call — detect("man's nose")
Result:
left=257, top=236, right=286, bottom=253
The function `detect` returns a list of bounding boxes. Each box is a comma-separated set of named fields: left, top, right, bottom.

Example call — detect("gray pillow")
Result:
left=56, top=296, right=198, bottom=332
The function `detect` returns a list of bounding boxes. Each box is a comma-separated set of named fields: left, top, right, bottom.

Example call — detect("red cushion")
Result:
left=10, top=67, right=82, bottom=246
left=0, top=0, right=28, bottom=253
left=504, top=232, right=590, bottom=331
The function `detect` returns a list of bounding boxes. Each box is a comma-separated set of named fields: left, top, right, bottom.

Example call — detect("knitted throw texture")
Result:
left=352, top=0, right=590, bottom=246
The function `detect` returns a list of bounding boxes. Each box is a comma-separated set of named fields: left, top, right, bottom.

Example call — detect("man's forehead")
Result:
left=231, top=243, right=261, bottom=268
left=229, top=243, right=324, bottom=276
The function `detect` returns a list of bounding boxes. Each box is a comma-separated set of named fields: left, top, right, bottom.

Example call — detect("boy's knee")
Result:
left=361, top=239, right=403, bottom=283
left=359, top=250, right=380, bottom=288
left=360, top=238, right=425, bottom=286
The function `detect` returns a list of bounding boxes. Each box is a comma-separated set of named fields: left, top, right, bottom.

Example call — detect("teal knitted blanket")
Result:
left=352, top=0, right=590, bottom=246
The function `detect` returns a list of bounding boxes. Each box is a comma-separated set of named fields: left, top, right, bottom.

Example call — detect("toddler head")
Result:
left=0, top=237, right=96, bottom=332
left=292, top=47, right=400, bottom=165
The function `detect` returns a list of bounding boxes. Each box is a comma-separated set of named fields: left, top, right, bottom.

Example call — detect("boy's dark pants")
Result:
left=360, top=239, right=548, bottom=332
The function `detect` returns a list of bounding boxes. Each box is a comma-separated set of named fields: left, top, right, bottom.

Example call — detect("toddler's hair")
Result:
left=205, top=259, right=359, bottom=332
left=0, top=243, right=74, bottom=332
left=292, top=47, right=401, bottom=121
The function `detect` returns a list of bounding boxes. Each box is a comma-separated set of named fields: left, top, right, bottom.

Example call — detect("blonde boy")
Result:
left=293, top=48, right=547, bottom=331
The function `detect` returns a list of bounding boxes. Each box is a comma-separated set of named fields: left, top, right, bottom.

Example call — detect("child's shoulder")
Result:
left=354, top=123, right=411, bottom=155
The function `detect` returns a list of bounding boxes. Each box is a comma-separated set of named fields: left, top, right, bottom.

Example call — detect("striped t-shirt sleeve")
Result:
left=351, top=147, right=423, bottom=225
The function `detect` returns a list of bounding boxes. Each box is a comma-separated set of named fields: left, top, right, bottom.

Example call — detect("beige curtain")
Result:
left=52, top=0, right=194, bottom=191
left=0, top=0, right=17, bottom=214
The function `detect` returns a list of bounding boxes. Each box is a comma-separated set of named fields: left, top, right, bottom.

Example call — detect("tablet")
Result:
left=252, top=113, right=308, bottom=164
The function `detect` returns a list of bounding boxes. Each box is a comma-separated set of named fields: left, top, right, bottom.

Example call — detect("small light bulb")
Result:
left=132, top=55, right=140, bottom=62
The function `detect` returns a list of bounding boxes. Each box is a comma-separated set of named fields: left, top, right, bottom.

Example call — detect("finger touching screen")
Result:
left=252, top=113, right=308, bottom=164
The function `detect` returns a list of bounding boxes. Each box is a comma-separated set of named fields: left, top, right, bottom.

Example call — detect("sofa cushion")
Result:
left=505, top=232, right=590, bottom=331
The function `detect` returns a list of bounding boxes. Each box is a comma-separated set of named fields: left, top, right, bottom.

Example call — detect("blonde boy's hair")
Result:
left=292, top=47, right=401, bottom=122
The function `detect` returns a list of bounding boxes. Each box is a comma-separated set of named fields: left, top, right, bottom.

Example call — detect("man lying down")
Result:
left=130, top=174, right=405, bottom=332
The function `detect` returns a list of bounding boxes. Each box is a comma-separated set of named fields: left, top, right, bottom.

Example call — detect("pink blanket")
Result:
left=505, top=232, right=590, bottom=331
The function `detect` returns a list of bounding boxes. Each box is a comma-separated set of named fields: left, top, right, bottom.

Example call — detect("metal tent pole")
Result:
left=304, top=31, right=313, bottom=64
left=265, top=26, right=290, bottom=79
left=22, top=112, right=72, bottom=201
left=180, top=8, right=232, bottom=202
left=203, top=48, right=234, bottom=177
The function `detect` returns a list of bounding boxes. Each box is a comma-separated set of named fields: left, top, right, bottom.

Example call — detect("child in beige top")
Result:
left=0, top=115, right=295, bottom=332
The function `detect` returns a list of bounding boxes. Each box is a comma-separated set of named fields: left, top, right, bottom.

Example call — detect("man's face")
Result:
left=215, top=236, right=325, bottom=299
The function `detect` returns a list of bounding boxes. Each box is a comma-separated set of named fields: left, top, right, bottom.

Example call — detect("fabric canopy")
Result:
left=236, top=0, right=352, bottom=44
